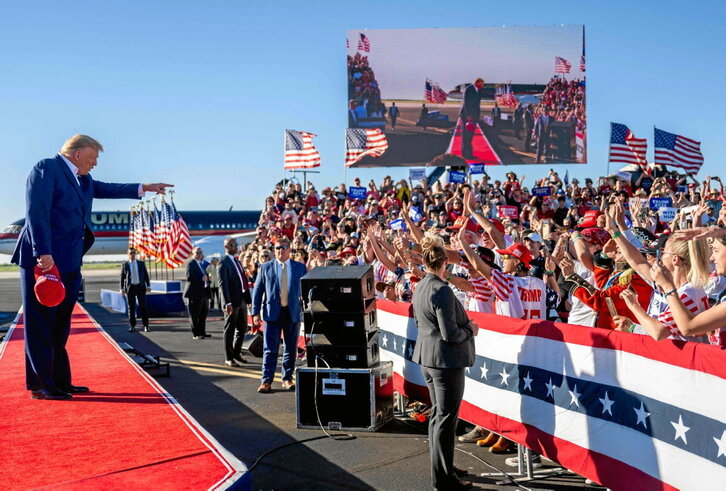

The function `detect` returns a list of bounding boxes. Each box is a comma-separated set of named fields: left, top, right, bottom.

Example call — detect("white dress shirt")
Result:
left=58, top=153, right=145, bottom=197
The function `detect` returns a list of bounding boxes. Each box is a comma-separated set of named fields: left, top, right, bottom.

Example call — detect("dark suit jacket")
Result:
left=219, top=255, right=251, bottom=307
left=412, top=273, right=475, bottom=369
left=120, top=260, right=151, bottom=292
left=251, top=259, right=306, bottom=323
left=184, top=259, right=209, bottom=300
left=458, top=84, right=485, bottom=121
left=534, top=114, right=552, bottom=138
left=11, top=155, right=140, bottom=272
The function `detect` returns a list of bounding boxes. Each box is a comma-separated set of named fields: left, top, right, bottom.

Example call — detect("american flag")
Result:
left=284, top=130, right=321, bottom=169
left=555, top=56, right=571, bottom=74
left=424, top=79, right=448, bottom=104
left=376, top=301, right=726, bottom=491
left=609, top=123, right=648, bottom=171
left=137, top=207, right=153, bottom=257
left=153, top=202, right=169, bottom=263
left=654, top=128, right=704, bottom=174
left=129, top=209, right=140, bottom=250
left=345, top=128, right=389, bottom=167
left=165, top=200, right=192, bottom=268
left=357, top=33, right=370, bottom=52
left=495, top=83, right=518, bottom=108
left=580, top=55, right=586, bottom=72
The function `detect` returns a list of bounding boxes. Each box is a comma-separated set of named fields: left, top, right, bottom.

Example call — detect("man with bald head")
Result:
left=12, top=134, right=172, bottom=400
left=219, top=238, right=251, bottom=366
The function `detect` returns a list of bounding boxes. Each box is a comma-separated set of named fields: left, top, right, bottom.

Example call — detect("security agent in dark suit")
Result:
left=458, top=78, right=486, bottom=158
left=535, top=107, right=553, bottom=163
left=219, top=238, right=252, bottom=366
left=184, top=246, right=210, bottom=339
left=412, top=234, right=478, bottom=490
left=11, top=134, right=172, bottom=400
left=120, top=247, right=151, bottom=332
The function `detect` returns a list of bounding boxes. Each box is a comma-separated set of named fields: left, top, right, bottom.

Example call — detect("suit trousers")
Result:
left=126, top=284, right=149, bottom=328
left=261, top=307, right=299, bottom=384
left=20, top=267, right=82, bottom=391
left=536, top=134, right=550, bottom=162
left=461, top=125, right=474, bottom=158
left=223, top=303, right=248, bottom=361
left=187, top=297, right=208, bottom=337
left=421, top=366, right=466, bottom=490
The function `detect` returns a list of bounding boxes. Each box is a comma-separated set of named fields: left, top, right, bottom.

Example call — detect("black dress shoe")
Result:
left=57, top=384, right=90, bottom=393
left=128, top=327, right=137, bottom=332
left=31, top=389, right=72, bottom=400
left=202, top=333, right=212, bottom=337
left=233, top=356, right=248, bottom=364
left=453, top=466, right=469, bottom=477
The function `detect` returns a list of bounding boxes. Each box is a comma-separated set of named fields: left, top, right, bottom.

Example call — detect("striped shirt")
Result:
left=646, top=282, right=710, bottom=343
left=490, top=269, right=548, bottom=320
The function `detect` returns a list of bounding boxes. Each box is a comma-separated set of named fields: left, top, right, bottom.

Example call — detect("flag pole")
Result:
left=606, top=121, right=612, bottom=177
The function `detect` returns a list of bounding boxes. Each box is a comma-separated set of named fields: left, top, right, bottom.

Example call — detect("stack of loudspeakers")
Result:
left=297, top=265, right=393, bottom=431
left=300, top=265, right=379, bottom=368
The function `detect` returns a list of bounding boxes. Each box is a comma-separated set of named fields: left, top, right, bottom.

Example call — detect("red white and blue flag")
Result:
left=165, top=201, right=192, bottom=268
left=555, top=56, right=571, bottom=74
left=609, top=123, right=648, bottom=171
left=654, top=128, right=704, bottom=174
left=284, top=130, right=321, bottom=169
left=424, top=79, right=448, bottom=104
left=357, top=33, right=370, bottom=52
left=345, top=128, right=388, bottom=167
left=376, top=300, right=726, bottom=490
left=495, top=83, right=518, bottom=108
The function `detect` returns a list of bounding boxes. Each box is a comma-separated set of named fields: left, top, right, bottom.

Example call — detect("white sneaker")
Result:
left=505, top=455, right=542, bottom=468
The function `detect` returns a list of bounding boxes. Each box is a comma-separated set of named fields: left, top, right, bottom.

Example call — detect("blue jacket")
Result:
left=11, top=155, right=141, bottom=272
left=252, top=259, right=306, bottom=323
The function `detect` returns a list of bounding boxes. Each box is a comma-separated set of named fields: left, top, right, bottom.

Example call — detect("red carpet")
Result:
left=0, top=305, right=247, bottom=490
left=446, top=117, right=502, bottom=165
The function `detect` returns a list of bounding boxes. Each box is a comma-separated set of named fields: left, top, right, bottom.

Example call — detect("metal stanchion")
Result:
left=480, top=444, right=566, bottom=485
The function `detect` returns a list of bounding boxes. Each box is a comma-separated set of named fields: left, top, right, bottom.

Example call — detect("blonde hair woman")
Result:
left=412, top=233, right=478, bottom=490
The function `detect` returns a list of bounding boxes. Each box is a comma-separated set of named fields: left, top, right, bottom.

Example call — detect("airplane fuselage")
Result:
left=0, top=210, right=261, bottom=257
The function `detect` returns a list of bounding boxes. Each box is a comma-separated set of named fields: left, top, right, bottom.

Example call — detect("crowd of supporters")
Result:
left=243, top=160, right=725, bottom=350
left=535, top=76, right=586, bottom=133
left=347, top=52, right=386, bottom=119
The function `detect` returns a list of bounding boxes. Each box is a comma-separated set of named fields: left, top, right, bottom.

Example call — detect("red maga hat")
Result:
left=581, top=227, right=612, bottom=247
left=495, top=243, right=532, bottom=268
left=34, top=265, right=65, bottom=307
left=579, top=210, right=603, bottom=229
left=447, top=216, right=481, bottom=234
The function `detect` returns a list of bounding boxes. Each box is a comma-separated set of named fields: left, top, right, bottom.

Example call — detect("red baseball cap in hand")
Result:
left=34, top=265, right=66, bottom=307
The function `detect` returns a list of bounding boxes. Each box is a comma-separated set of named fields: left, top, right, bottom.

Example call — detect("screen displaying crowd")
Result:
left=242, top=160, right=725, bottom=348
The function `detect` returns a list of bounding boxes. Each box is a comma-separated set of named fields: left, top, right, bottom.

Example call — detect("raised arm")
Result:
left=606, top=202, right=653, bottom=283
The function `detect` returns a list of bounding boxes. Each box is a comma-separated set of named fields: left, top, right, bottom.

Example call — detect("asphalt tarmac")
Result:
left=0, top=269, right=600, bottom=490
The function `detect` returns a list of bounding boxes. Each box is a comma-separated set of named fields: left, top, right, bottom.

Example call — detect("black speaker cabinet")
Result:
left=296, top=361, right=394, bottom=432
left=301, top=265, right=375, bottom=313
left=303, top=300, right=377, bottom=346
left=242, top=332, right=263, bottom=358
left=306, top=331, right=380, bottom=368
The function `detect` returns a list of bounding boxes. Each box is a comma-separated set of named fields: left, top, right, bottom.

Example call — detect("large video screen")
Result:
left=346, top=26, right=586, bottom=167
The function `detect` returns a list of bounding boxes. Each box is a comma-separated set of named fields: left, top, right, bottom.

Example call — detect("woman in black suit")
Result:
left=412, top=234, right=478, bottom=490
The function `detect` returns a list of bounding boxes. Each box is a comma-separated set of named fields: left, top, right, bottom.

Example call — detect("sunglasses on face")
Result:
left=275, top=245, right=289, bottom=250
left=500, top=254, right=518, bottom=261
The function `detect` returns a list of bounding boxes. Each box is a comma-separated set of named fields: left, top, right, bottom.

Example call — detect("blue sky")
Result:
left=1, top=0, right=725, bottom=239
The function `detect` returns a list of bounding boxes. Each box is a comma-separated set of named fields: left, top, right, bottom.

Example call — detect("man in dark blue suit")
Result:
left=184, top=246, right=210, bottom=340
left=120, top=247, right=151, bottom=333
left=11, top=134, right=172, bottom=400
left=458, top=78, right=486, bottom=158
left=251, top=236, right=307, bottom=393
